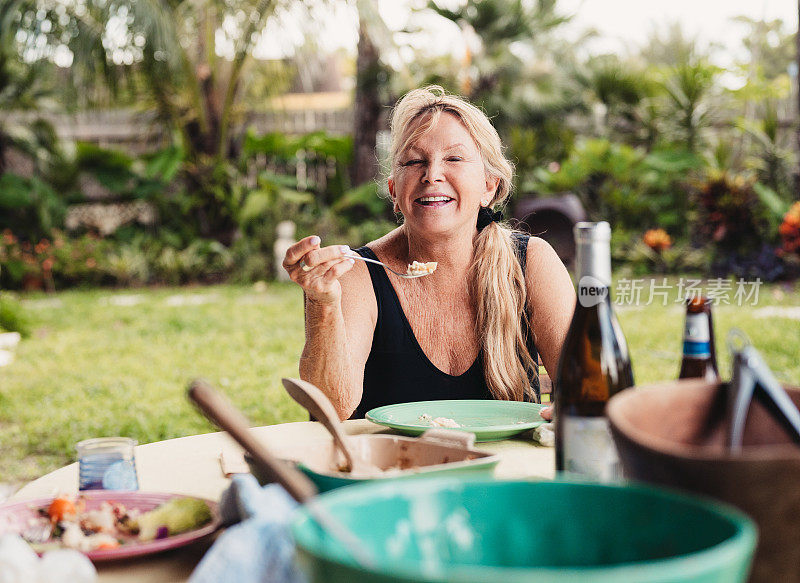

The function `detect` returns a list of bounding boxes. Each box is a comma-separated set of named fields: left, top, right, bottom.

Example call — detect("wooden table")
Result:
left=11, top=420, right=555, bottom=582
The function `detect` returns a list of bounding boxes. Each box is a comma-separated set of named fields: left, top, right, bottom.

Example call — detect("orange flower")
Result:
left=780, top=202, right=800, bottom=257
left=86, top=258, right=97, bottom=268
left=643, top=228, right=672, bottom=252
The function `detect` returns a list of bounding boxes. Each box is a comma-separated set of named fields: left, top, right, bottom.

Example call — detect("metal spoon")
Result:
left=187, top=379, right=375, bottom=567
left=346, top=254, right=434, bottom=279
left=282, top=377, right=378, bottom=475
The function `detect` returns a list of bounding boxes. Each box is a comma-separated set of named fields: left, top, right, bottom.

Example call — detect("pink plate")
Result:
left=0, top=491, right=220, bottom=562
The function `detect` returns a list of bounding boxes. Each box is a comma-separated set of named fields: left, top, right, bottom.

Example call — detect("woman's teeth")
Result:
left=417, top=196, right=450, bottom=205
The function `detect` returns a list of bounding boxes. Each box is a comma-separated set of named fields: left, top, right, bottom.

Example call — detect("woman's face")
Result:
left=389, top=112, right=498, bottom=236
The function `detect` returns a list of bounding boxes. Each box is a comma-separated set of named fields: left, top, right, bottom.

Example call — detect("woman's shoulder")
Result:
left=523, top=235, right=567, bottom=276
left=525, top=234, right=557, bottom=254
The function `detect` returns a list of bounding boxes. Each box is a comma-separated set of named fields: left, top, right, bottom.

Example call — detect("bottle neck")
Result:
left=683, top=311, right=712, bottom=359
left=576, top=237, right=612, bottom=309
left=576, top=238, right=611, bottom=284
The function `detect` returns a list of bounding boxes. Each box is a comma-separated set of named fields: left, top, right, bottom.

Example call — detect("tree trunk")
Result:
left=350, top=21, right=381, bottom=187
left=0, top=130, right=6, bottom=175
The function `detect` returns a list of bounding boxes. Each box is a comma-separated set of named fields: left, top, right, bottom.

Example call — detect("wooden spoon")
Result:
left=282, top=377, right=377, bottom=475
left=187, top=378, right=375, bottom=567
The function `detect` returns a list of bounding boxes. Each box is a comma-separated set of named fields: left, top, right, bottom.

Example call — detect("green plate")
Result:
left=365, top=399, right=547, bottom=441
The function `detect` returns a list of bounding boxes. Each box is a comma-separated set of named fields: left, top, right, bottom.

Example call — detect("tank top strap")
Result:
left=511, top=232, right=530, bottom=267
left=353, top=246, right=394, bottom=303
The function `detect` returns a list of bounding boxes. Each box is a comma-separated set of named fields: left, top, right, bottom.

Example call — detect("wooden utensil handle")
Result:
left=282, top=377, right=355, bottom=468
left=187, top=378, right=317, bottom=503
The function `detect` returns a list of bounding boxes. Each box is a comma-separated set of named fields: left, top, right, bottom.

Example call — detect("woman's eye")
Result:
left=447, top=157, right=462, bottom=162
left=403, top=159, right=423, bottom=166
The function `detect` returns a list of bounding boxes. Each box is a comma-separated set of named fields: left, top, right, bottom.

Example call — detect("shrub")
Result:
left=50, top=232, right=112, bottom=288
left=529, top=138, right=701, bottom=236
left=0, top=229, right=57, bottom=290
left=689, top=170, right=786, bottom=280
left=0, top=293, right=31, bottom=337
left=103, top=245, right=151, bottom=287
left=153, top=240, right=234, bottom=285
left=0, top=174, right=66, bottom=242
left=692, top=171, right=771, bottom=252
left=612, top=229, right=708, bottom=277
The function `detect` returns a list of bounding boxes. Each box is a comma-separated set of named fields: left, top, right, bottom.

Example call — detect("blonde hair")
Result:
left=388, top=86, right=538, bottom=402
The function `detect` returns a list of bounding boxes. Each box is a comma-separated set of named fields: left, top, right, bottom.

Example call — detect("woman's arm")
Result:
left=524, top=237, right=576, bottom=379
left=285, top=237, right=376, bottom=420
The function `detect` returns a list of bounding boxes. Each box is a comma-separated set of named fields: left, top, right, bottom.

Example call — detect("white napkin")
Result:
left=532, top=424, right=554, bottom=447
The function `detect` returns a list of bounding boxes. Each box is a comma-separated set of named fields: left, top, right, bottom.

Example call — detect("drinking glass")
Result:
left=76, top=437, right=139, bottom=491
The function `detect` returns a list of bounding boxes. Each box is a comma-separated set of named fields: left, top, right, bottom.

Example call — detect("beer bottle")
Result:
left=554, top=221, right=634, bottom=481
left=678, top=296, right=719, bottom=381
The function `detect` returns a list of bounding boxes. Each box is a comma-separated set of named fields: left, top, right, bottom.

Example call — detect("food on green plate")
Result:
left=418, top=413, right=461, bottom=428
left=132, top=497, right=213, bottom=541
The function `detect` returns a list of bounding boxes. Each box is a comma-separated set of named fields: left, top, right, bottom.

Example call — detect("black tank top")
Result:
left=351, top=233, right=539, bottom=419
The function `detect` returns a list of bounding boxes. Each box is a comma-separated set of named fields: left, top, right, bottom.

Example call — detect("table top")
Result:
left=11, top=419, right=555, bottom=582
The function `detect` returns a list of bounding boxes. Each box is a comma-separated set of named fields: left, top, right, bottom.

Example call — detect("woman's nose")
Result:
left=422, top=159, right=444, bottom=183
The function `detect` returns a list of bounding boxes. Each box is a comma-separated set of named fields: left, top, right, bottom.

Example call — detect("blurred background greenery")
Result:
left=0, top=0, right=798, bottom=297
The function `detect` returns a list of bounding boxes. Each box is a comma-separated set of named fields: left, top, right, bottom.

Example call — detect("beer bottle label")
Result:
left=683, top=313, right=711, bottom=358
left=561, top=416, right=621, bottom=482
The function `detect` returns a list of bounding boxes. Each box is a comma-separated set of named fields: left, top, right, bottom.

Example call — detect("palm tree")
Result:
left=428, top=0, right=573, bottom=131
left=0, top=0, right=60, bottom=174
left=8, top=0, right=286, bottom=241
left=739, top=101, right=795, bottom=200
left=572, top=54, right=655, bottom=145
left=351, top=0, right=382, bottom=187
left=660, top=61, right=720, bottom=154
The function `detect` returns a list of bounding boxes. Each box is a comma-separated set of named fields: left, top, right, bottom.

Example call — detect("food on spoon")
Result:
left=406, top=261, right=437, bottom=276
left=131, top=497, right=212, bottom=541
left=418, top=413, right=461, bottom=428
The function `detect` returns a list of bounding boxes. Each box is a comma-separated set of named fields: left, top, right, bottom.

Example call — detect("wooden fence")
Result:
left=1, top=108, right=354, bottom=155
left=3, top=107, right=794, bottom=157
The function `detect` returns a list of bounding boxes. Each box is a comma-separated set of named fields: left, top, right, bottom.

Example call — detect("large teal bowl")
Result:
left=291, top=478, right=756, bottom=583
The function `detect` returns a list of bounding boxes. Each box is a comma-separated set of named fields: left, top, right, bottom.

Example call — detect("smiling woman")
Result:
left=283, top=86, right=576, bottom=420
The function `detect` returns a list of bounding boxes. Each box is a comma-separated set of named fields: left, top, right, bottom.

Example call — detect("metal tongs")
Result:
left=727, top=330, right=800, bottom=453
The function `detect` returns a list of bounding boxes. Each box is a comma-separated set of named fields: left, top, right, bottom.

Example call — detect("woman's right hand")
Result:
left=283, top=236, right=355, bottom=304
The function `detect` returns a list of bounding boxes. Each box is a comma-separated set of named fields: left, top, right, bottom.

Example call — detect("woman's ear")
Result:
left=484, top=175, right=500, bottom=203
left=388, top=178, right=399, bottom=213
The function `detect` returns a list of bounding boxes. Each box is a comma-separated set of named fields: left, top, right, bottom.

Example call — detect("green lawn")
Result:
left=1, top=278, right=799, bottom=485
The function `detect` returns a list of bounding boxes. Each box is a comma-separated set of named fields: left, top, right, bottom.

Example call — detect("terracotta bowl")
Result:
left=608, top=379, right=800, bottom=583
left=246, top=430, right=499, bottom=492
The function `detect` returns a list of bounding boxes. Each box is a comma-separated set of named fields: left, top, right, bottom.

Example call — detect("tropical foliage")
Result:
left=0, top=0, right=797, bottom=288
